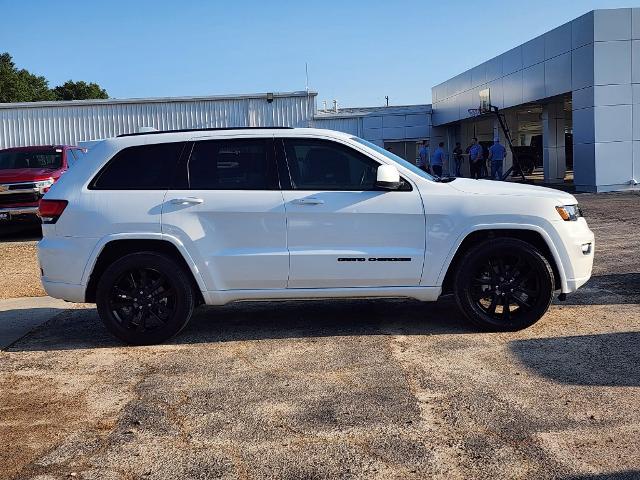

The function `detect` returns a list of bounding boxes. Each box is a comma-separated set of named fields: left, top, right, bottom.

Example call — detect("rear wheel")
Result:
left=453, top=238, right=554, bottom=331
left=96, top=252, right=195, bottom=345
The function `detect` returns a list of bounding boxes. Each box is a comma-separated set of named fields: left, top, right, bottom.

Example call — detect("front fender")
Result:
left=427, top=222, right=569, bottom=293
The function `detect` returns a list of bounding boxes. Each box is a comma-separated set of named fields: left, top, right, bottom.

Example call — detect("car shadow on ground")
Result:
left=509, top=331, right=640, bottom=387
left=558, top=273, right=640, bottom=305
left=0, top=224, right=42, bottom=242
left=564, top=473, right=640, bottom=480
left=7, top=297, right=477, bottom=352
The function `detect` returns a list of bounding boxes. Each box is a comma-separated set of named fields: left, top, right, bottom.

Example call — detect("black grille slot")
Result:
left=0, top=192, right=40, bottom=205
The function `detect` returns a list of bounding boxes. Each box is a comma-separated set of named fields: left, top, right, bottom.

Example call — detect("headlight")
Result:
left=555, top=204, right=583, bottom=221
left=35, top=178, right=55, bottom=193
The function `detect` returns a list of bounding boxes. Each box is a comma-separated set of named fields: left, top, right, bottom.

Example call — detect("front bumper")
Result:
left=554, top=218, right=595, bottom=293
left=0, top=205, right=40, bottom=221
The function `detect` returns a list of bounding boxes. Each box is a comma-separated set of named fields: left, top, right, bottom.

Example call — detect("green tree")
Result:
left=0, top=52, right=109, bottom=103
left=0, top=52, right=55, bottom=102
left=53, top=80, right=109, bottom=101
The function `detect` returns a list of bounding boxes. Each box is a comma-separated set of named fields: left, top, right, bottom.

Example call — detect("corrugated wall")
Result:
left=0, top=92, right=317, bottom=149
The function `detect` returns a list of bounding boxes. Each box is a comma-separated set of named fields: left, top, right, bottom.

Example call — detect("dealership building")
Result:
left=430, top=7, right=640, bottom=192
left=1, top=7, right=638, bottom=193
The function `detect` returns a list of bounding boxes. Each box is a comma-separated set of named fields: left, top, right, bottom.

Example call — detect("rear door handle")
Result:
left=291, top=198, right=324, bottom=205
left=170, top=197, right=204, bottom=205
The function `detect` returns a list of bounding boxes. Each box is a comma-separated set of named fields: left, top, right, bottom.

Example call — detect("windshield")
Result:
left=0, top=150, right=63, bottom=171
left=351, top=137, right=435, bottom=181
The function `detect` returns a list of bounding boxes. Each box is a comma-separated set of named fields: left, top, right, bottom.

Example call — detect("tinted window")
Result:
left=0, top=150, right=62, bottom=170
left=283, top=139, right=379, bottom=190
left=188, top=139, right=276, bottom=190
left=91, top=142, right=184, bottom=190
left=351, top=137, right=434, bottom=181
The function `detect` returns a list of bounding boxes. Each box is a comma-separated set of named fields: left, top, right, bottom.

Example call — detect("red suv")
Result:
left=0, top=145, right=85, bottom=223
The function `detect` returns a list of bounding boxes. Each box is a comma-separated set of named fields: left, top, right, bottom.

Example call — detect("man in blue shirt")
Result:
left=488, top=139, right=507, bottom=180
left=468, top=137, right=484, bottom=179
left=417, top=140, right=430, bottom=172
left=431, top=141, right=445, bottom=177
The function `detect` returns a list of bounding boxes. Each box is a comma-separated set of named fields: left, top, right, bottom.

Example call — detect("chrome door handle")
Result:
left=170, top=197, right=204, bottom=205
left=291, top=198, right=324, bottom=205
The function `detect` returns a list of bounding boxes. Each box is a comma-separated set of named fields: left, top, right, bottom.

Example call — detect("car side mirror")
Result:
left=376, top=164, right=402, bottom=190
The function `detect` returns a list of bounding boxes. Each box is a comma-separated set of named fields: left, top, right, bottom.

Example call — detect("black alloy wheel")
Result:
left=454, top=238, right=554, bottom=331
left=109, top=267, right=176, bottom=332
left=96, top=252, right=195, bottom=345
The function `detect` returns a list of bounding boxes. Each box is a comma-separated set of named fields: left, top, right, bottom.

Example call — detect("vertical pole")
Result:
left=493, top=106, right=525, bottom=182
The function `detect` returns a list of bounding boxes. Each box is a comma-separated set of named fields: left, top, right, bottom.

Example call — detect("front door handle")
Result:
left=291, top=198, right=325, bottom=205
left=170, top=197, right=204, bottom=205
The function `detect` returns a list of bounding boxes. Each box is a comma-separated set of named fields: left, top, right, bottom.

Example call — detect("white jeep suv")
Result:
left=37, top=128, right=594, bottom=344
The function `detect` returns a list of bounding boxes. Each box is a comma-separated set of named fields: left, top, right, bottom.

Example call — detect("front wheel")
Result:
left=96, top=252, right=195, bottom=345
left=453, top=238, right=554, bottom=331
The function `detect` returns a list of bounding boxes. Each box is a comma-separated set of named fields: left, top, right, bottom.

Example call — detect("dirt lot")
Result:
left=0, top=192, right=639, bottom=479
left=0, top=225, right=45, bottom=299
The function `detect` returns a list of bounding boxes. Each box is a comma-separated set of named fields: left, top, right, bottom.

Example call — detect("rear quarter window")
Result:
left=90, top=142, right=185, bottom=190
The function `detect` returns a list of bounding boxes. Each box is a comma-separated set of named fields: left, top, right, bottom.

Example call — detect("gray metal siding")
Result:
left=312, top=117, right=361, bottom=136
left=0, top=92, right=317, bottom=149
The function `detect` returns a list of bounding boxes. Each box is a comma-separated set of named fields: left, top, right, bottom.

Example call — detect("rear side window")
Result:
left=91, top=142, right=185, bottom=190
left=187, top=139, right=277, bottom=190
left=283, top=138, right=379, bottom=191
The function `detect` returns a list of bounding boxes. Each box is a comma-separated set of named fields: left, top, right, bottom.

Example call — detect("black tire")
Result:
left=453, top=238, right=554, bottom=331
left=96, top=252, right=195, bottom=345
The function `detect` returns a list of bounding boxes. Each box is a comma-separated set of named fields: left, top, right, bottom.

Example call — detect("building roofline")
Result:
left=431, top=9, right=603, bottom=91
left=315, top=104, right=431, bottom=119
left=0, top=90, right=318, bottom=110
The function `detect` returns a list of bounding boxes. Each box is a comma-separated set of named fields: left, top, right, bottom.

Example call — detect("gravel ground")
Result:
left=0, top=192, right=639, bottom=479
left=0, top=240, right=45, bottom=299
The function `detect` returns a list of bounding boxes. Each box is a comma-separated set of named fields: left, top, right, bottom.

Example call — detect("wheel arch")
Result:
left=84, top=236, right=205, bottom=304
left=439, top=226, right=565, bottom=295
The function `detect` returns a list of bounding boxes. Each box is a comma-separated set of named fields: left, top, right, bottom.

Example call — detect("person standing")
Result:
left=468, top=137, right=484, bottom=180
left=418, top=140, right=430, bottom=173
left=453, top=142, right=463, bottom=177
left=488, top=139, right=507, bottom=180
left=431, top=142, right=445, bottom=177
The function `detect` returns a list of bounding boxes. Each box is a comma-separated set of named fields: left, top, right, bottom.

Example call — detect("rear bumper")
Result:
left=41, top=279, right=85, bottom=303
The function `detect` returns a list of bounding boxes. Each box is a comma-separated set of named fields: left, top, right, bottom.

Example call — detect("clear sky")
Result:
left=0, top=0, right=633, bottom=107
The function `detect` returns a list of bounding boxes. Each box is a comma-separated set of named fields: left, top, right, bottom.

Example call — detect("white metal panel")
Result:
left=502, top=46, right=523, bottom=76
left=633, top=8, right=640, bottom=39
left=522, top=36, right=545, bottom=68
left=522, top=63, right=545, bottom=103
left=593, top=41, right=632, bottom=86
left=545, top=23, right=572, bottom=60
left=594, top=8, right=632, bottom=41
left=573, top=11, right=595, bottom=49
left=502, top=70, right=524, bottom=108
left=594, top=104, right=633, bottom=142
left=545, top=52, right=572, bottom=97
left=382, top=115, right=406, bottom=128
left=572, top=43, right=595, bottom=90
left=594, top=84, right=633, bottom=106
left=485, top=56, right=503, bottom=83
left=312, top=117, right=361, bottom=136
left=632, top=40, right=640, bottom=83
left=362, top=116, right=383, bottom=129
left=0, top=92, right=316, bottom=149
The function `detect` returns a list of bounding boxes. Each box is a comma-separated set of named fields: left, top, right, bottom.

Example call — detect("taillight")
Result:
left=38, top=199, right=68, bottom=224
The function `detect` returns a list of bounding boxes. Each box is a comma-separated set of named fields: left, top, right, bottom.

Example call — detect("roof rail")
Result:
left=117, top=126, right=294, bottom=138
